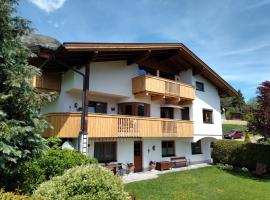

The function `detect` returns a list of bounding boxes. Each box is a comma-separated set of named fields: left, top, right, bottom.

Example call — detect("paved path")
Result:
left=123, top=163, right=211, bottom=184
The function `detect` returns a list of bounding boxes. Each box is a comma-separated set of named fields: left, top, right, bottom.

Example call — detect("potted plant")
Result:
left=149, top=160, right=156, bottom=171
left=127, top=163, right=134, bottom=174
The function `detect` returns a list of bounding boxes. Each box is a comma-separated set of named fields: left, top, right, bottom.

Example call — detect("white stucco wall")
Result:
left=87, top=137, right=213, bottom=170
left=192, top=75, right=223, bottom=141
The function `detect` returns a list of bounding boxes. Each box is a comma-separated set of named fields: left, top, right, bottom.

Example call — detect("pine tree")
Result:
left=0, top=0, right=53, bottom=172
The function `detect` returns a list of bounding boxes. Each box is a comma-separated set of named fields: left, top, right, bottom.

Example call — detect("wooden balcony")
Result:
left=43, top=112, right=193, bottom=138
left=132, top=75, right=195, bottom=102
left=33, top=73, right=61, bottom=92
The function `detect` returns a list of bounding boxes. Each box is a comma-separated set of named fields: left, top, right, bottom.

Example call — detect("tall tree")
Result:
left=0, top=0, right=52, bottom=172
left=221, top=89, right=246, bottom=119
left=248, top=81, right=270, bottom=138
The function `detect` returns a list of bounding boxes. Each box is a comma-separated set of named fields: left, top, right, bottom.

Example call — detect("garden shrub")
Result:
left=45, top=137, right=62, bottom=148
left=33, top=165, right=129, bottom=200
left=244, top=133, right=251, bottom=143
left=1, top=148, right=97, bottom=194
left=212, top=140, right=270, bottom=170
left=0, top=188, right=35, bottom=200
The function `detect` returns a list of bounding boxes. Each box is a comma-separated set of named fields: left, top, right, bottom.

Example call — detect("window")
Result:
left=159, top=71, right=175, bottom=80
left=196, top=81, right=204, bottom=91
left=203, top=109, right=213, bottom=124
left=191, top=140, right=202, bottom=155
left=161, top=107, right=174, bottom=119
left=181, top=107, right=190, bottom=120
left=138, top=66, right=157, bottom=76
left=88, top=101, right=107, bottom=114
left=94, top=142, right=116, bottom=162
left=162, top=141, right=175, bottom=157
left=118, top=103, right=150, bottom=117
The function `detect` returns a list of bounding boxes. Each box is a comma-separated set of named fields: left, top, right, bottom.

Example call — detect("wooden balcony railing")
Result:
left=43, top=112, right=193, bottom=138
left=33, top=74, right=61, bottom=92
left=132, top=75, right=195, bottom=101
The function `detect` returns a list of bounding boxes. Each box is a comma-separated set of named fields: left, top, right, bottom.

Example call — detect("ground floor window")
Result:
left=191, top=140, right=202, bottom=155
left=162, top=140, right=175, bottom=157
left=94, top=142, right=116, bottom=162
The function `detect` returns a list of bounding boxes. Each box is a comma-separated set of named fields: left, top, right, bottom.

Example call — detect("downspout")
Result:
left=38, top=45, right=90, bottom=154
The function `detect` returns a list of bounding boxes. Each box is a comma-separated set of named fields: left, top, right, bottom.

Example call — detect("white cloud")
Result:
left=221, top=43, right=270, bottom=56
left=243, top=0, right=270, bottom=10
left=28, top=0, right=66, bottom=13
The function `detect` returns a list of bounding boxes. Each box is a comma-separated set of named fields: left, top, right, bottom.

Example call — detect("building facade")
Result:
left=31, top=42, right=237, bottom=172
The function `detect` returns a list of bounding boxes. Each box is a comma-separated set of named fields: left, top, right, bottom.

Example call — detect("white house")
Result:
left=29, top=39, right=237, bottom=172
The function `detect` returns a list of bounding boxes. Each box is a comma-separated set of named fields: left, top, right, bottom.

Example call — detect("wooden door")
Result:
left=134, top=141, right=143, bottom=172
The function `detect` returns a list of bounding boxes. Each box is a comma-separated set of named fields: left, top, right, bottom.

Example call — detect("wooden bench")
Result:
left=170, top=157, right=189, bottom=168
left=156, top=161, right=172, bottom=171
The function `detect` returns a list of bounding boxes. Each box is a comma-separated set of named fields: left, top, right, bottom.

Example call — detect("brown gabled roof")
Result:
left=30, top=42, right=238, bottom=97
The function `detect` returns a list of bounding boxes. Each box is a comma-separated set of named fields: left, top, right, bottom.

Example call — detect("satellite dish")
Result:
left=62, top=140, right=75, bottom=150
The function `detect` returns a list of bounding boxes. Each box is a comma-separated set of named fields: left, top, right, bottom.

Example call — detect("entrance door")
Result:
left=134, top=141, right=143, bottom=172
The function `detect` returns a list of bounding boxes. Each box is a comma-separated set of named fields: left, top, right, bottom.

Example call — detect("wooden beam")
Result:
left=127, top=50, right=151, bottom=65
left=151, top=95, right=165, bottom=101
left=135, top=92, right=149, bottom=98
left=165, top=97, right=181, bottom=104
left=192, top=66, right=204, bottom=75
left=179, top=99, right=193, bottom=105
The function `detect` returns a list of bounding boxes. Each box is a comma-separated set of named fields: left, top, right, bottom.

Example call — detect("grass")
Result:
left=125, top=166, right=270, bottom=200
left=222, top=124, right=247, bottom=134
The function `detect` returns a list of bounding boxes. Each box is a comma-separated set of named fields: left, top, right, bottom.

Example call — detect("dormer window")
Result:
left=196, top=81, right=204, bottom=92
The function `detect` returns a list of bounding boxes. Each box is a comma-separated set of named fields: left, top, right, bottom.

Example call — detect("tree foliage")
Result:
left=248, top=81, right=270, bottom=138
left=0, top=0, right=53, bottom=172
left=221, top=90, right=246, bottom=119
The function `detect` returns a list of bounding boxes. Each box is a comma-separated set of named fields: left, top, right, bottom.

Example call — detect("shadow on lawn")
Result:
left=220, top=167, right=270, bottom=182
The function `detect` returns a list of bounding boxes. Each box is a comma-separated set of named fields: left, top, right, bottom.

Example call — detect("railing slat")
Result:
left=43, top=113, right=193, bottom=138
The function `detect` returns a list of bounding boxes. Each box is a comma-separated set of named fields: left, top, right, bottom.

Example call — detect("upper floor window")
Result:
left=161, top=107, right=174, bottom=119
left=159, top=71, right=175, bottom=81
left=88, top=101, right=107, bottom=114
left=203, top=109, right=213, bottom=124
left=191, top=140, right=202, bottom=155
left=181, top=107, right=190, bottom=120
left=118, top=102, right=150, bottom=117
left=162, top=141, right=175, bottom=157
left=196, top=81, right=204, bottom=92
left=138, top=66, right=156, bottom=76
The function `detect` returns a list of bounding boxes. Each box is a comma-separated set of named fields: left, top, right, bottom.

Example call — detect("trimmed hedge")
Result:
left=212, top=140, right=270, bottom=170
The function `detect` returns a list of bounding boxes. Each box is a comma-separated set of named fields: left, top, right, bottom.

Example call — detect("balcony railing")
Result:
left=132, top=75, right=195, bottom=101
left=33, top=74, right=61, bottom=92
left=43, top=112, right=193, bottom=138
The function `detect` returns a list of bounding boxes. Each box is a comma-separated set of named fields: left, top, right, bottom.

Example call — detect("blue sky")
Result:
left=18, top=0, right=270, bottom=100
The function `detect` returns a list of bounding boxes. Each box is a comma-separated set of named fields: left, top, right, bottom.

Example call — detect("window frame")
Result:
left=161, top=140, right=175, bottom=157
left=196, top=81, right=205, bottom=92
left=191, top=140, right=202, bottom=155
left=203, top=109, right=213, bottom=124
left=160, top=107, right=174, bottom=119
left=94, top=142, right=117, bottom=163
left=88, top=101, right=107, bottom=114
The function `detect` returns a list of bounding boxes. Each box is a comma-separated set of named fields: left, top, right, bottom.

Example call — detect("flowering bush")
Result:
left=33, top=165, right=129, bottom=200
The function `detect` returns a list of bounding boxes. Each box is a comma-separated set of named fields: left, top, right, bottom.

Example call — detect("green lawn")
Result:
left=222, top=124, right=247, bottom=134
left=125, top=167, right=270, bottom=200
